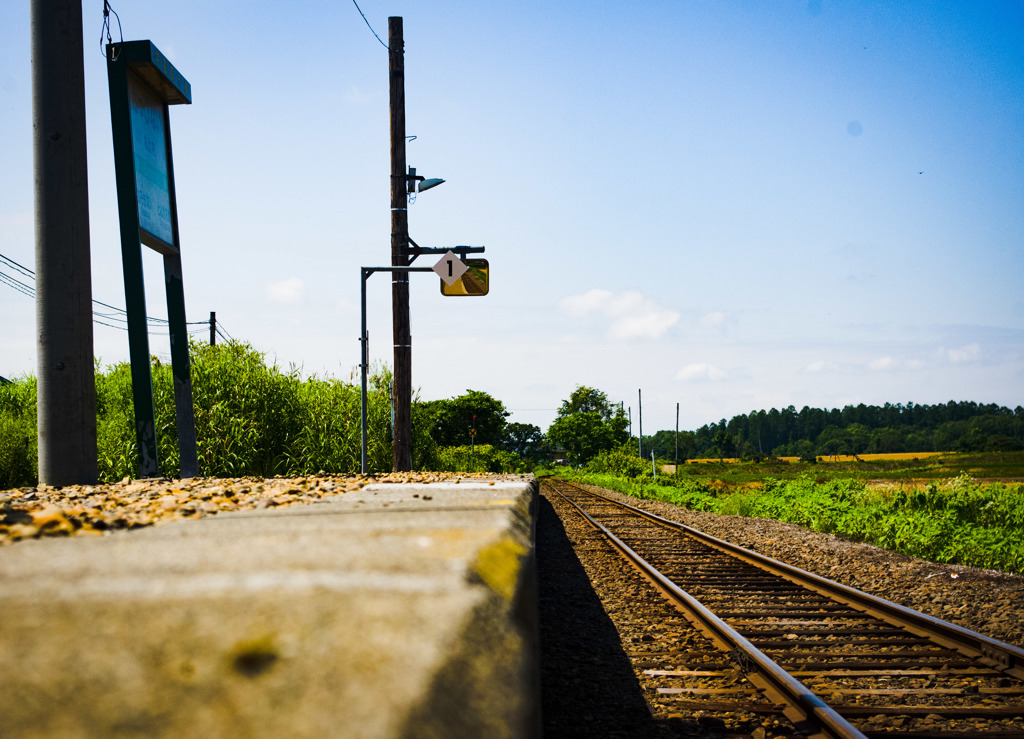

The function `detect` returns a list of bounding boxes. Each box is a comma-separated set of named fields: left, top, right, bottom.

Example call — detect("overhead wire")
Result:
left=350, top=0, right=389, bottom=50
left=0, top=253, right=35, bottom=279
left=0, top=250, right=229, bottom=339
left=0, top=271, right=36, bottom=299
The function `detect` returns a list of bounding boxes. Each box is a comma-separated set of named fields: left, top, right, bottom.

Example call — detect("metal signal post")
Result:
left=361, top=266, right=432, bottom=475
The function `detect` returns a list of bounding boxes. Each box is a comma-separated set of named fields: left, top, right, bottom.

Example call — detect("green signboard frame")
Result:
left=107, top=40, right=198, bottom=478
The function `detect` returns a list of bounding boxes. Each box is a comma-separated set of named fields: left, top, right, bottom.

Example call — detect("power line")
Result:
left=0, top=271, right=36, bottom=299
left=0, top=253, right=35, bottom=279
left=215, top=323, right=234, bottom=343
left=350, top=0, right=389, bottom=50
left=0, top=250, right=221, bottom=337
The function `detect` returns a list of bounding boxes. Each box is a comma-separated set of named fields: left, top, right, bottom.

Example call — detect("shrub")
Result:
left=433, top=444, right=532, bottom=473
left=586, top=445, right=648, bottom=477
left=0, top=376, right=37, bottom=488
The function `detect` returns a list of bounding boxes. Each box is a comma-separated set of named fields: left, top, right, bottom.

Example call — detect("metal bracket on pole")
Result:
left=406, top=237, right=485, bottom=265
left=360, top=265, right=433, bottom=474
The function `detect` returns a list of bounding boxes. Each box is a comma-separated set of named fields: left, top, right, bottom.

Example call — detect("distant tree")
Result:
left=645, top=428, right=695, bottom=462
left=712, top=429, right=736, bottom=461
left=501, top=422, right=546, bottom=461
left=638, top=400, right=1024, bottom=459
left=557, top=385, right=621, bottom=420
left=547, top=386, right=628, bottom=465
left=421, top=390, right=509, bottom=447
left=793, top=439, right=816, bottom=462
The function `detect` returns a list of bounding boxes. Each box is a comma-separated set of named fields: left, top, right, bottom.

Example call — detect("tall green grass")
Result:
left=2, top=341, right=436, bottom=485
left=0, top=374, right=36, bottom=489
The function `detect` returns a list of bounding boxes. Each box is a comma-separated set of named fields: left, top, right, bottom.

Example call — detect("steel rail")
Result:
left=554, top=487, right=867, bottom=739
left=569, top=481, right=1024, bottom=680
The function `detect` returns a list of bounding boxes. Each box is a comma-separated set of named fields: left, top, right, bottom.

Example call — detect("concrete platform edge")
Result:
left=0, top=477, right=541, bottom=738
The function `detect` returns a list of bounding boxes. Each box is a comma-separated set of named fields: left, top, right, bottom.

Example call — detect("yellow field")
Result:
left=805, top=452, right=948, bottom=463
left=677, top=452, right=949, bottom=465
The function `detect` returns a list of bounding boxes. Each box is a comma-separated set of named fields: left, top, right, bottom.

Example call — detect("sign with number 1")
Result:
left=432, top=250, right=468, bottom=286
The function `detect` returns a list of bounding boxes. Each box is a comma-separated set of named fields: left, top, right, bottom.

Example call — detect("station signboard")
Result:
left=107, top=39, right=198, bottom=479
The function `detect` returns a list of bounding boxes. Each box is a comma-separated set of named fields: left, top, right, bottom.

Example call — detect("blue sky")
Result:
left=2, top=1, right=1022, bottom=434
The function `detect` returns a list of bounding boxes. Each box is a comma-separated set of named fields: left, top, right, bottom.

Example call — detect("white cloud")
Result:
left=700, top=311, right=729, bottom=329
left=266, top=276, right=305, bottom=304
left=558, top=289, right=679, bottom=339
left=939, top=343, right=980, bottom=363
left=805, top=360, right=837, bottom=373
left=559, top=288, right=613, bottom=316
left=675, top=363, right=727, bottom=382
left=866, top=356, right=928, bottom=372
left=608, top=311, right=679, bottom=340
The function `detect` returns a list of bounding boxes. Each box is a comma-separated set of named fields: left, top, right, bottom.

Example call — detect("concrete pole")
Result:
left=32, top=0, right=97, bottom=485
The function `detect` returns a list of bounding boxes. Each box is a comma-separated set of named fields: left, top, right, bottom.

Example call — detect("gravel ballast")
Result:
left=575, top=481, right=1024, bottom=649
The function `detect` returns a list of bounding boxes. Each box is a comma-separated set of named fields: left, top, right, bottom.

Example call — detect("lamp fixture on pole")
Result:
left=406, top=166, right=445, bottom=194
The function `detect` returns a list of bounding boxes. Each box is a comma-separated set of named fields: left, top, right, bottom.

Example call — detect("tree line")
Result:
left=4, top=346, right=1021, bottom=487
left=643, top=401, right=1024, bottom=461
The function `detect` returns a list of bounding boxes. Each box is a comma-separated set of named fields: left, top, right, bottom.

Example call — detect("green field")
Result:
left=548, top=453, right=1024, bottom=576
left=666, top=451, right=1024, bottom=486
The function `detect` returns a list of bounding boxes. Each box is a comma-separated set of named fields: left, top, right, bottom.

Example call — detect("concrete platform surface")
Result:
left=0, top=478, right=539, bottom=738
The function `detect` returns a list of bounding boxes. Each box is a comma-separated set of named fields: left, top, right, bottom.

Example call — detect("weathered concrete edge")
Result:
left=0, top=478, right=543, bottom=738
left=397, top=477, right=541, bottom=739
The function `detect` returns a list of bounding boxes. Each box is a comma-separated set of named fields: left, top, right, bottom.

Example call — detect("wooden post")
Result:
left=675, top=402, right=679, bottom=469
left=389, top=17, right=412, bottom=471
left=638, top=388, right=643, bottom=458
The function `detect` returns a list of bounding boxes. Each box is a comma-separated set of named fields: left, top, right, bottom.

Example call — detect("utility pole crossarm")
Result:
left=406, top=237, right=485, bottom=264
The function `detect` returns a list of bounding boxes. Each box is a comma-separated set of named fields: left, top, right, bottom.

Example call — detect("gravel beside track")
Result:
left=572, top=482, right=1024, bottom=650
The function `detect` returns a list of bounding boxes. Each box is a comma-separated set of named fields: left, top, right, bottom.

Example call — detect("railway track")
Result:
left=546, top=478, right=1024, bottom=738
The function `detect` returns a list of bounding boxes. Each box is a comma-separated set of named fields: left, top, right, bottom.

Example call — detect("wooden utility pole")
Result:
left=209, top=311, right=216, bottom=346
left=675, top=402, right=680, bottom=468
left=389, top=17, right=412, bottom=471
left=32, top=0, right=97, bottom=485
left=638, top=388, right=643, bottom=458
